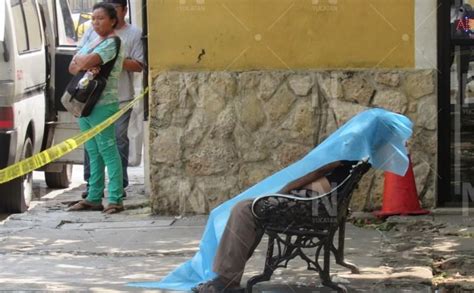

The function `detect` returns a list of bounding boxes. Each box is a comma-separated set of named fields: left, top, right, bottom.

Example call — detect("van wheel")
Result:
left=0, top=138, right=34, bottom=213
left=45, top=164, right=72, bottom=188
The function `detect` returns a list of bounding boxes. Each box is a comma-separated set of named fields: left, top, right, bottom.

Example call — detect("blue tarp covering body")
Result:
left=129, top=108, right=413, bottom=290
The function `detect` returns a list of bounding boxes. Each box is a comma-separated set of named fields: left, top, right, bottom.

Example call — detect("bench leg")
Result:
left=318, top=232, right=348, bottom=293
left=334, top=221, right=360, bottom=274
left=246, top=234, right=277, bottom=293
left=321, top=280, right=348, bottom=293
left=319, top=235, right=332, bottom=287
left=245, top=266, right=274, bottom=293
left=245, top=235, right=276, bottom=293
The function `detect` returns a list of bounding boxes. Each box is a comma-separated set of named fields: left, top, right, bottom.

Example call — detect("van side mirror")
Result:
left=2, top=41, right=9, bottom=62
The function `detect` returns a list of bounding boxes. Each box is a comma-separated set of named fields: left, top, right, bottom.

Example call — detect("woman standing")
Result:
left=68, top=3, right=125, bottom=214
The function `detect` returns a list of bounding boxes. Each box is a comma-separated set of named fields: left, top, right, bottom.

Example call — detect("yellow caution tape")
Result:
left=0, top=88, right=149, bottom=184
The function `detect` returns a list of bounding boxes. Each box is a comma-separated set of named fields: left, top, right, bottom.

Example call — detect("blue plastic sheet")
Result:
left=129, top=108, right=413, bottom=290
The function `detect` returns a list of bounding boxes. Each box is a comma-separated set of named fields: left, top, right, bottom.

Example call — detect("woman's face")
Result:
left=91, top=8, right=115, bottom=36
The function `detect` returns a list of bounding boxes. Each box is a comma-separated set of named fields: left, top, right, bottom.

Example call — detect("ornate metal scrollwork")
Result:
left=247, top=160, right=371, bottom=293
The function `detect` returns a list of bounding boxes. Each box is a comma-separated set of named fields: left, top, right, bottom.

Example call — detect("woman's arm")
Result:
left=68, top=53, right=103, bottom=75
left=68, top=56, right=81, bottom=75
left=278, top=161, right=342, bottom=194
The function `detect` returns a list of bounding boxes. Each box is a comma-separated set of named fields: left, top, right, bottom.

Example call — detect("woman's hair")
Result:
left=92, top=2, right=119, bottom=29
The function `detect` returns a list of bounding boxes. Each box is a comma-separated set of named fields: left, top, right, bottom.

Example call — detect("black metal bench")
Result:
left=246, top=159, right=371, bottom=293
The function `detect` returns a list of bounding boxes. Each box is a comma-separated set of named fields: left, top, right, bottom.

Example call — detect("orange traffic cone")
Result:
left=374, top=156, right=430, bottom=217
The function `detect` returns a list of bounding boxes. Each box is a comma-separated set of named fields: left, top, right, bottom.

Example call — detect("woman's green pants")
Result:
left=78, top=103, right=123, bottom=204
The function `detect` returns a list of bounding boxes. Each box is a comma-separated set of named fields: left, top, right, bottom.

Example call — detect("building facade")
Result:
left=145, top=0, right=463, bottom=214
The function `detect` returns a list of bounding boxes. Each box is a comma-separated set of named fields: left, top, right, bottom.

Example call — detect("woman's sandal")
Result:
left=102, top=204, right=124, bottom=214
left=67, top=200, right=104, bottom=211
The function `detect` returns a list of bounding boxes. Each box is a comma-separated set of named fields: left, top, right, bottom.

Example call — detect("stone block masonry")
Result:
left=149, top=70, right=437, bottom=215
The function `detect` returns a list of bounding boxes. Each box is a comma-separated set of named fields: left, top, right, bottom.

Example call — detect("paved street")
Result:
left=0, top=165, right=472, bottom=292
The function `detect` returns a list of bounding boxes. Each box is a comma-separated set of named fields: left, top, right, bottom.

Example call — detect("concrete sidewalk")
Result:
left=0, top=179, right=473, bottom=292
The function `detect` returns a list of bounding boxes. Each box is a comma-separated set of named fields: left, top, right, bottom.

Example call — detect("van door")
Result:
left=0, top=0, right=47, bottom=212
left=52, top=0, right=144, bottom=166
left=47, top=0, right=82, bottom=164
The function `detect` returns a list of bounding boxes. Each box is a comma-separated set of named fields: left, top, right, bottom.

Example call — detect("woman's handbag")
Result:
left=61, top=36, right=121, bottom=118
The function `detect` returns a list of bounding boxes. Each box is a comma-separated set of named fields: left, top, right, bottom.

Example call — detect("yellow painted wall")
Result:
left=148, top=0, right=414, bottom=74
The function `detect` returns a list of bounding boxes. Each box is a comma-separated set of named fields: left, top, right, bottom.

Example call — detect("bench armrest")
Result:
left=251, top=159, right=371, bottom=228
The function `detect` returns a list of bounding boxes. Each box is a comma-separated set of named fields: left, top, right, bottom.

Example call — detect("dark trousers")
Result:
left=213, top=200, right=264, bottom=284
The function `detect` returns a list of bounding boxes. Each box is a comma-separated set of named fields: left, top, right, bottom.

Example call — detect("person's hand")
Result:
left=71, top=55, right=78, bottom=66
left=89, top=66, right=100, bottom=76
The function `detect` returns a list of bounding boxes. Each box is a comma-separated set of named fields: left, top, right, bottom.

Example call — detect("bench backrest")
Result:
left=252, top=159, right=371, bottom=232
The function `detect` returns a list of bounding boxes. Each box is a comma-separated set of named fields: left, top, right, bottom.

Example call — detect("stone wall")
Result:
left=149, top=70, right=437, bottom=215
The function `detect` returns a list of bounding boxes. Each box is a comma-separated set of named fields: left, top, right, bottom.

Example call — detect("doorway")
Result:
left=438, top=0, right=474, bottom=207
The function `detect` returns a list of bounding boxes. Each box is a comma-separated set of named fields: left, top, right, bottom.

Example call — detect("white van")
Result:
left=0, top=0, right=145, bottom=213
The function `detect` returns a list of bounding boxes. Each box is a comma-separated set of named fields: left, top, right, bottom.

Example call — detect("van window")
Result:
left=22, top=0, right=42, bottom=51
left=56, top=0, right=78, bottom=46
left=10, top=0, right=28, bottom=53
left=10, top=0, right=42, bottom=53
left=68, top=0, right=130, bottom=44
left=57, top=0, right=101, bottom=46
left=56, top=0, right=131, bottom=46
